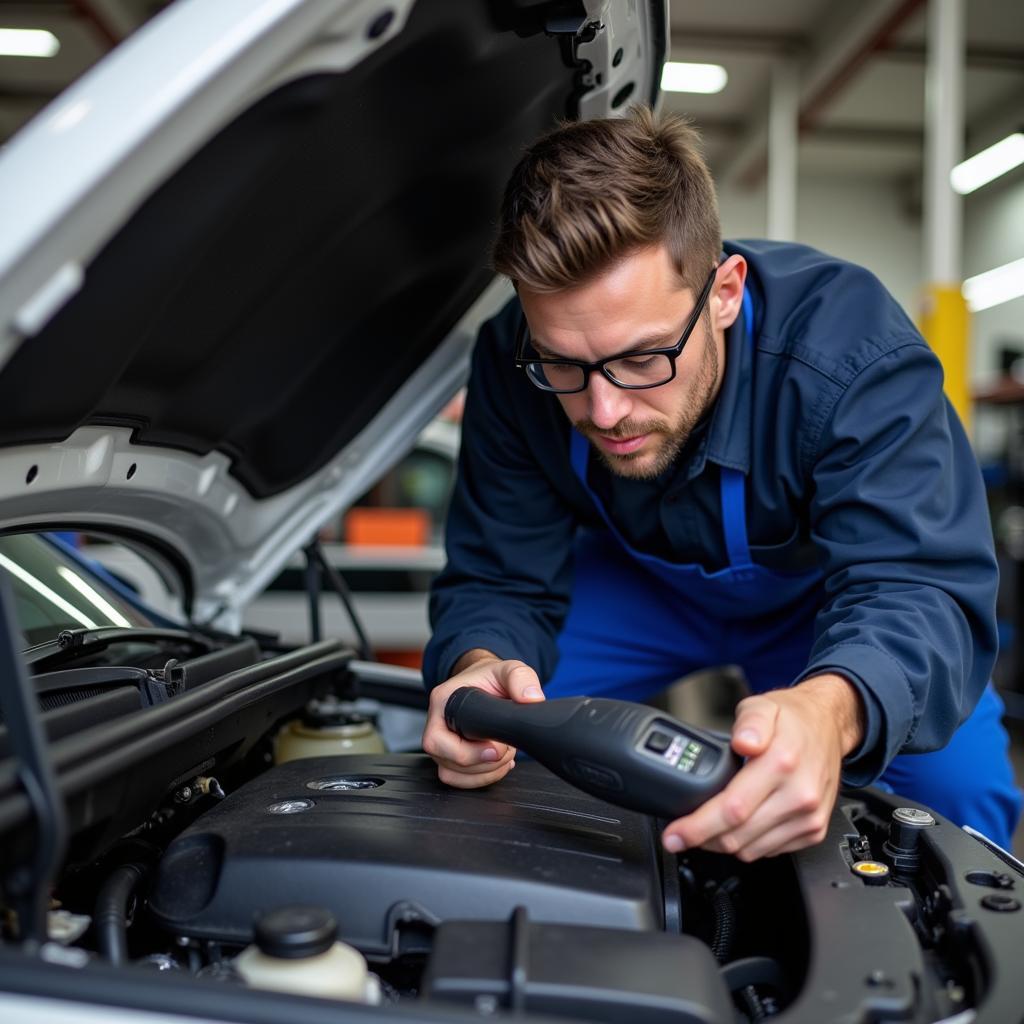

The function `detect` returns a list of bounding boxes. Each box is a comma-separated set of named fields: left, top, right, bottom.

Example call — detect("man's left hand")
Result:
left=661, top=674, right=865, bottom=861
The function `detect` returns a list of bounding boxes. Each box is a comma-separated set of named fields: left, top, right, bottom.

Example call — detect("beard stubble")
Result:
left=573, top=318, right=720, bottom=481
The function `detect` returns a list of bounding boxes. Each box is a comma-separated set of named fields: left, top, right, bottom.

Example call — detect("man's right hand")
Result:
left=421, top=650, right=545, bottom=788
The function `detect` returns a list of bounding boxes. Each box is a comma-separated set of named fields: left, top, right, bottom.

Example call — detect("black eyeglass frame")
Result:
left=513, top=264, right=719, bottom=394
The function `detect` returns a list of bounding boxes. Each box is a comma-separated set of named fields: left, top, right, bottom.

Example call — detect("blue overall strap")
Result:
left=720, top=288, right=756, bottom=569
left=570, top=426, right=588, bottom=478
left=720, top=469, right=752, bottom=568
left=741, top=283, right=754, bottom=337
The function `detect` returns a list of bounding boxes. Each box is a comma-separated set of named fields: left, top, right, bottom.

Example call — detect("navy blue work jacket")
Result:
left=424, top=240, right=998, bottom=785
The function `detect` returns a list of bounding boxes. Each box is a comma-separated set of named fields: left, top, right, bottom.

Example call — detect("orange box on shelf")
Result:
left=344, top=507, right=431, bottom=547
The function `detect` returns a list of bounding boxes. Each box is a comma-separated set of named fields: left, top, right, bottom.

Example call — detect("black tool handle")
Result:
left=444, top=688, right=741, bottom=819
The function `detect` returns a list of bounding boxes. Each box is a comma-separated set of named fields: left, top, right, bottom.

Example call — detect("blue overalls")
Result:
left=544, top=291, right=1022, bottom=849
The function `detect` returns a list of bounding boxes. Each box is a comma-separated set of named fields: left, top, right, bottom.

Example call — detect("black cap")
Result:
left=253, top=906, right=338, bottom=959
left=301, top=708, right=370, bottom=729
left=301, top=697, right=375, bottom=730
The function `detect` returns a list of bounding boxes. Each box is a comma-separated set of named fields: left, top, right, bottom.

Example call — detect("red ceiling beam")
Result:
left=798, top=0, right=926, bottom=134
left=737, top=0, right=926, bottom=187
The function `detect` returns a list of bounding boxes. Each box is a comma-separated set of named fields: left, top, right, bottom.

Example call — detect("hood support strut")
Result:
left=303, top=541, right=374, bottom=663
left=0, top=573, right=67, bottom=950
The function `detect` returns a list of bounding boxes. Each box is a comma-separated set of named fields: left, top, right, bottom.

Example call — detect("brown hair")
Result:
left=493, top=106, right=720, bottom=295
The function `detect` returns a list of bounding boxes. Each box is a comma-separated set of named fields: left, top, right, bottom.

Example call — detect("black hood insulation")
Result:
left=0, top=0, right=606, bottom=497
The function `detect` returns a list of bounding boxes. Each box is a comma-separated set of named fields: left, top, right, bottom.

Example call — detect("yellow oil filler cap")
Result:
left=851, top=860, right=890, bottom=885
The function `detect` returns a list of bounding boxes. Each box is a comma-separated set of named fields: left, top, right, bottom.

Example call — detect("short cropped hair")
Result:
left=493, top=106, right=721, bottom=295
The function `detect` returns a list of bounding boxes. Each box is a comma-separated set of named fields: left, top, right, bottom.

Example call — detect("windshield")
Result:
left=0, top=534, right=153, bottom=647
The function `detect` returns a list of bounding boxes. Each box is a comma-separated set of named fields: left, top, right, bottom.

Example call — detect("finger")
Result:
left=662, top=757, right=782, bottom=852
left=713, top=776, right=834, bottom=861
left=499, top=661, right=545, bottom=703
left=428, top=745, right=516, bottom=774
left=730, top=694, right=781, bottom=757
left=438, top=757, right=516, bottom=789
left=437, top=748, right=517, bottom=776
left=423, top=725, right=511, bottom=768
left=696, top=787, right=804, bottom=857
left=732, top=814, right=827, bottom=861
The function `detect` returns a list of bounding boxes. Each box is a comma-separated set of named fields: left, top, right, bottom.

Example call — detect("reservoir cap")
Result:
left=851, top=860, right=890, bottom=885
left=254, top=906, right=338, bottom=959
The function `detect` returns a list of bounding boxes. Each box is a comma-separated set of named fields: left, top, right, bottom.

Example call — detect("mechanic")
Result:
left=420, top=107, right=1023, bottom=859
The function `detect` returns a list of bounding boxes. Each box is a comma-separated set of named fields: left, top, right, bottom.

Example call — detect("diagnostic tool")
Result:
left=444, top=689, right=741, bottom=819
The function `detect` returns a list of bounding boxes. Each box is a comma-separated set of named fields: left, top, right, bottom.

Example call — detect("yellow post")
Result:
left=919, top=283, right=971, bottom=433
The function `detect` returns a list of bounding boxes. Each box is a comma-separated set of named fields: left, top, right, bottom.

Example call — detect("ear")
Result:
left=711, top=254, right=747, bottom=332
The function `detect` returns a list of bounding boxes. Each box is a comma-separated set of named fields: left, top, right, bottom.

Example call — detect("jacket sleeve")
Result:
left=796, top=338, right=999, bottom=786
left=422, top=307, right=578, bottom=689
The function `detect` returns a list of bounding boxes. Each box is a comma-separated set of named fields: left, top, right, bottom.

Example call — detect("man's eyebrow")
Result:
left=530, top=340, right=561, bottom=359
left=531, top=331, right=678, bottom=360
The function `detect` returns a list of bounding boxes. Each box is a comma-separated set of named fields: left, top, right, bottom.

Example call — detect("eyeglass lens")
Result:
left=526, top=353, right=675, bottom=392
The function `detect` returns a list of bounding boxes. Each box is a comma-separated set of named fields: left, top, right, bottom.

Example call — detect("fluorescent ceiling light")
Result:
left=661, top=62, right=728, bottom=95
left=0, top=552, right=97, bottom=629
left=962, top=257, right=1024, bottom=312
left=57, top=566, right=132, bottom=628
left=0, top=28, right=60, bottom=58
left=950, top=132, right=1024, bottom=195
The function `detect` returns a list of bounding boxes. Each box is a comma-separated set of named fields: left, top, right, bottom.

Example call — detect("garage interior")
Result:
left=1, top=0, right=1022, bottom=862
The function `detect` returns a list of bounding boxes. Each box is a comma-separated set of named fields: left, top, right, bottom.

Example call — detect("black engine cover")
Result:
left=149, top=755, right=665, bottom=955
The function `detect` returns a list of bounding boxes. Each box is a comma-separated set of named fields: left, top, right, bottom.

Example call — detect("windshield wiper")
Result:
left=29, top=665, right=169, bottom=703
left=24, top=627, right=214, bottom=668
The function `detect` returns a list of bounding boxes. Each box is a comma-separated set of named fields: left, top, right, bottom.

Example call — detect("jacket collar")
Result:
left=683, top=271, right=754, bottom=482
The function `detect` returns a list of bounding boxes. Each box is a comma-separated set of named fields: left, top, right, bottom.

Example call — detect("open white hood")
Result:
left=0, top=0, right=666, bottom=625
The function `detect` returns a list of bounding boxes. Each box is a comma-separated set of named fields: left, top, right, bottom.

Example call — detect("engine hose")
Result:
left=95, top=862, right=149, bottom=966
left=709, top=879, right=739, bottom=964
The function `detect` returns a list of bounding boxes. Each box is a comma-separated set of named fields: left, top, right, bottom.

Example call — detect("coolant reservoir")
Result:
left=274, top=698, right=386, bottom=764
left=234, top=906, right=380, bottom=1003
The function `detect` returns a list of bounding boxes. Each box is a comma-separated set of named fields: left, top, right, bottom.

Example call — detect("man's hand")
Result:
left=661, top=674, right=865, bottom=861
left=422, top=649, right=545, bottom=788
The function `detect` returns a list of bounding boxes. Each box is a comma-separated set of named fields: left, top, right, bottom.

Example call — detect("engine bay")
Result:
left=2, top=633, right=1024, bottom=1024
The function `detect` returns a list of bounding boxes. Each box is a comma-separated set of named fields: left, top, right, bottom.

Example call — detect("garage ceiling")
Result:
left=0, top=0, right=1022, bottom=188
left=662, top=0, right=1024, bottom=186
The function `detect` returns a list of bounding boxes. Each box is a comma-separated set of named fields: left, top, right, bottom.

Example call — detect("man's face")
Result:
left=518, top=244, right=726, bottom=480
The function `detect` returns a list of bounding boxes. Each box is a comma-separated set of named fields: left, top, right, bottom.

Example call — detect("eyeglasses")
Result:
left=514, top=264, right=718, bottom=394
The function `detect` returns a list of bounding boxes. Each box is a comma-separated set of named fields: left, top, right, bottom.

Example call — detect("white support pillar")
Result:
left=921, top=0, right=970, bottom=427
left=767, top=59, right=799, bottom=241
left=924, top=0, right=964, bottom=283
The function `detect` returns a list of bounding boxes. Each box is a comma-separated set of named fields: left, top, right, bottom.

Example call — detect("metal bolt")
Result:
left=893, top=807, right=935, bottom=826
left=367, top=10, right=394, bottom=39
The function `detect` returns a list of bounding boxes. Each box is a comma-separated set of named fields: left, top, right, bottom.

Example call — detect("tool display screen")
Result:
left=642, top=728, right=704, bottom=773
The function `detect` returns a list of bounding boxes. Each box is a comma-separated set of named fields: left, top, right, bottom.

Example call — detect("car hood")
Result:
left=0, top=0, right=666, bottom=624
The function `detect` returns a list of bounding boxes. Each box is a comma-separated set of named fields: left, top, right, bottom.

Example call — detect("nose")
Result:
left=586, top=372, right=632, bottom=431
